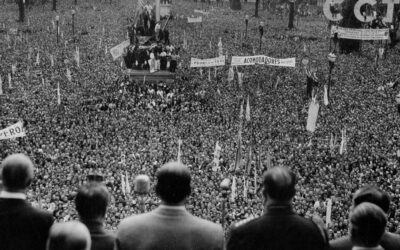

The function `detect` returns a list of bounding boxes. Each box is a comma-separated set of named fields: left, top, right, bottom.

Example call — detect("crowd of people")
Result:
left=1, top=0, right=400, bottom=243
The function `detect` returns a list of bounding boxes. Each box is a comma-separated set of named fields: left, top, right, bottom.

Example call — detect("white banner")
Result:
left=332, top=27, right=389, bottom=40
left=110, top=40, right=130, bottom=60
left=231, top=55, right=296, bottom=67
left=190, top=56, right=225, bottom=68
left=187, top=16, right=203, bottom=23
left=194, top=9, right=209, bottom=15
left=0, top=122, right=26, bottom=140
left=326, top=198, right=332, bottom=227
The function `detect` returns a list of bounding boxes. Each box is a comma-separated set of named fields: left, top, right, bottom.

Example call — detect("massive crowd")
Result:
left=1, top=0, right=400, bottom=239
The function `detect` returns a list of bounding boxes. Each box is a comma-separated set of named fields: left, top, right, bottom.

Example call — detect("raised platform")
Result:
left=125, top=69, right=175, bottom=82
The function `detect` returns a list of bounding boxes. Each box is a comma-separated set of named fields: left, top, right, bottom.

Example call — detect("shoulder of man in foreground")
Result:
left=329, top=235, right=352, bottom=250
left=380, top=231, right=400, bottom=250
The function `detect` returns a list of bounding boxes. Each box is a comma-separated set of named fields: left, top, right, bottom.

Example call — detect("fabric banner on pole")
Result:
left=0, top=122, right=26, bottom=140
left=187, top=16, right=203, bottom=23
left=231, top=55, right=296, bottom=67
left=306, top=100, right=319, bottom=132
left=332, top=27, right=389, bottom=40
left=190, top=56, right=225, bottom=68
left=110, top=40, right=130, bottom=61
left=326, top=198, right=332, bottom=226
left=194, top=9, right=209, bottom=15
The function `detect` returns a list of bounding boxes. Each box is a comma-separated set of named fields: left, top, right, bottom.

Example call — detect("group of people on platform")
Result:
left=1, top=153, right=399, bottom=250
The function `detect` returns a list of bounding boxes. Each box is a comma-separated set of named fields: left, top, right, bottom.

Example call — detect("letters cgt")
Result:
left=324, top=0, right=400, bottom=23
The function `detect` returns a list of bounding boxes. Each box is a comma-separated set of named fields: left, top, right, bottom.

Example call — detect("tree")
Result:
left=288, top=0, right=295, bottom=29
left=339, top=0, right=362, bottom=53
left=17, top=0, right=25, bottom=22
left=53, top=0, right=56, bottom=11
left=255, top=0, right=259, bottom=17
left=230, top=0, right=241, bottom=10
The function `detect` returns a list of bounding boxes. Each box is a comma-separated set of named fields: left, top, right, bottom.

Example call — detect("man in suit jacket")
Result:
left=0, top=153, right=54, bottom=250
left=115, top=161, right=224, bottom=250
left=75, top=182, right=115, bottom=250
left=227, top=166, right=327, bottom=250
left=329, top=186, right=400, bottom=250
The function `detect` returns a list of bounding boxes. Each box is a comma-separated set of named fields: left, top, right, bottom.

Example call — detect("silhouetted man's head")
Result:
left=262, top=167, right=296, bottom=202
left=155, top=161, right=191, bottom=205
left=352, top=186, right=390, bottom=213
left=75, top=182, right=110, bottom=222
left=47, top=221, right=91, bottom=250
left=350, top=202, right=387, bottom=248
left=0, top=154, right=34, bottom=192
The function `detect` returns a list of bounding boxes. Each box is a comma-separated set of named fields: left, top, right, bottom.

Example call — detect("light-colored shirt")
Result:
left=0, top=190, right=26, bottom=200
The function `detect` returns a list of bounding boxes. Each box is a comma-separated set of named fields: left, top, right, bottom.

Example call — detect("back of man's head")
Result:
left=155, top=161, right=191, bottom=205
left=0, top=154, right=34, bottom=192
left=262, top=167, right=296, bottom=202
left=353, top=186, right=390, bottom=213
left=47, top=221, right=91, bottom=250
left=350, top=202, right=387, bottom=248
left=75, top=182, right=110, bottom=222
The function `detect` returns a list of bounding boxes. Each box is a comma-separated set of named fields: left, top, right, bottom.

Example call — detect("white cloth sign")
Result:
left=194, top=9, right=209, bottom=15
left=306, top=100, right=319, bottom=132
left=0, top=122, right=26, bottom=140
left=187, top=16, right=203, bottom=23
left=190, top=56, right=225, bottom=68
left=110, top=40, right=130, bottom=60
left=231, top=55, right=296, bottom=67
left=326, top=198, right=332, bottom=226
left=332, top=27, right=389, bottom=40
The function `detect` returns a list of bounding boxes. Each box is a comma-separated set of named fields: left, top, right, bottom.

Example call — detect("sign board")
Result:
left=190, top=56, right=225, bottom=68
left=332, top=27, right=389, bottom=40
left=231, top=55, right=296, bottom=67
left=110, top=40, right=130, bottom=60
left=187, top=16, right=203, bottom=23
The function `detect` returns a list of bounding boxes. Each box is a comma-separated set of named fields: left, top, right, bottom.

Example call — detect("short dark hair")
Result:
left=155, top=162, right=191, bottom=204
left=1, top=154, right=34, bottom=191
left=75, top=182, right=110, bottom=221
left=350, top=202, right=387, bottom=247
left=353, top=186, right=390, bottom=213
left=47, top=222, right=91, bottom=250
left=262, top=167, right=296, bottom=201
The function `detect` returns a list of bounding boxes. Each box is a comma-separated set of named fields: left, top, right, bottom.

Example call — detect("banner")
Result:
left=231, top=55, right=296, bottom=67
left=332, top=27, right=389, bottom=40
left=306, top=100, right=319, bottom=132
left=190, top=56, right=225, bottom=68
left=194, top=9, right=209, bottom=15
left=187, top=16, right=202, bottom=23
left=110, top=40, right=130, bottom=60
left=0, top=122, right=26, bottom=140
left=326, top=198, right=332, bottom=226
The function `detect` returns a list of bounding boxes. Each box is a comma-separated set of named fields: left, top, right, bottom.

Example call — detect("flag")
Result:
left=36, top=52, right=40, bottom=65
left=324, top=84, right=329, bottom=106
left=274, top=76, right=281, bottom=89
left=213, top=141, right=222, bottom=165
left=208, top=68, right=211, bottom=81
left=234, top=128, right=242, bottom=172
left=75, top=47, right=80, bottom=68
left=228, top=66, right=234, bottom=82
left=306, top=98, right=319, bottom=132
left=0, top=76, right=3, bottom=95
left=125, top=171, right=131, bottom=194
left=209, top=40, right=212, bottom=51
left=121, top=173, right=126, bottom=196
left=66, top=68, right=72, bottom=82
left=57, top=82, right=61, bottom=105
left=245, top=95, right=250, bottom=122
left=8, top=73, right=11, bottom=88
left=326, top=198, right=332, bottom=226
left=230, top=176, right=236, bottom=202
left=237, top=72, right=243, bottom=88
left=177, top=138, right=182, bottom=162
left=50, top=54, right=54, bottom=67
left=340, top=129, right=346, bottom=155
left=243, top=176, right=248, bottom=198
left=329, top=133, right=334, bottom=151
left=245, top=145, right=252, bottom=175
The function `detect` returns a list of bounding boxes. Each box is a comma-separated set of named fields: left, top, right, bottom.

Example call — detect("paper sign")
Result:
left=0, top=122, right=26, bottom=140
left=190, top=56, right=225, bottom=68
left=231, top=55, right=296, bottom=67
left=332, top=27, right=389, bottom=40
left=110, top=40, right=130, bottom=60
left=187, top=16, right=203, bottom=23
